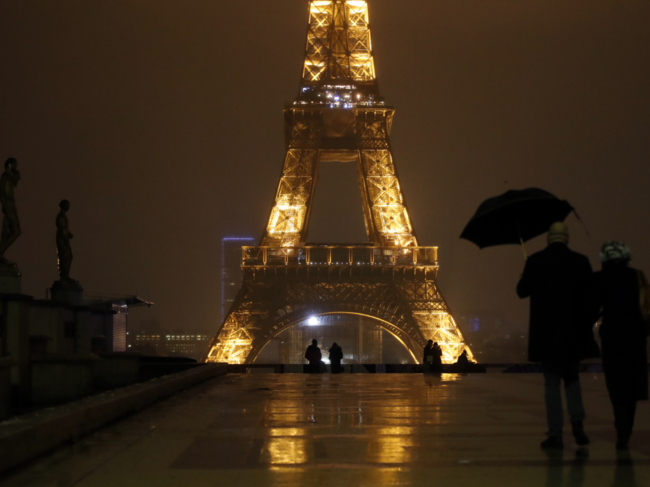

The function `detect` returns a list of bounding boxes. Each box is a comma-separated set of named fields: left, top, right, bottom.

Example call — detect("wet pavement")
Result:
left=2, top=373, right=649, bottom=486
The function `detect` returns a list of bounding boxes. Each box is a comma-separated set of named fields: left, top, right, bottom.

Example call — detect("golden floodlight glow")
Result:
left=205, top=0, right=475, bottom=366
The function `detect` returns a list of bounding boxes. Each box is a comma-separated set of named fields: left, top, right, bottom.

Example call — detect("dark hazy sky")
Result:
left=1, top=1, right=648, bottom=336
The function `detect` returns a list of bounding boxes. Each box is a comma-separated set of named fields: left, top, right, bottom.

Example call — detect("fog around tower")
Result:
left=0, top=1, right=648, bottom=356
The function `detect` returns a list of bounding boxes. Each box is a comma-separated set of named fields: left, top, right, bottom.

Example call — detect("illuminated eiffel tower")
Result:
left=206, top=0, right=474, bottom=365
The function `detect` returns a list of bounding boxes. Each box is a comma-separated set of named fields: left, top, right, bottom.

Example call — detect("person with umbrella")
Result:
left=462, top=188, right=599, bottom=449
left=517, top=222, right=599, bottom=450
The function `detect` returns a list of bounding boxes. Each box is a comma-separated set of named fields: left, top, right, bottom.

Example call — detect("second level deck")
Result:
left=241, top=245, right=439, bottom=268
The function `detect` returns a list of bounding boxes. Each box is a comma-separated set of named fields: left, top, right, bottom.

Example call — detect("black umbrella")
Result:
left=460, top=188, right=575, bottom=259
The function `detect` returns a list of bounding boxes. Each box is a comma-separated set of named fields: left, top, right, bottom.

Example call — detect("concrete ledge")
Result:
left=0, top=358, right=16, bottom=421
left=0, top=362, right=228, bottom=475
left=228, top=363, right=488, bottom=373
left=31, top=353, right=99, bottom=404
left=94, top=352, right=141, bottom=390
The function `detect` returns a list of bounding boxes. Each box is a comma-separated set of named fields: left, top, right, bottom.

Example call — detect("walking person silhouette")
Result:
left=517, top=222, right=599, bottom=449
left=591, top=241, right=648, bottom=450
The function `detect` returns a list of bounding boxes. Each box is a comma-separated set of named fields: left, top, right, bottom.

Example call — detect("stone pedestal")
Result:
left=94, top=352, right=141, bottom=390
left=1, top=272, right=32, bottom=406
left=50, top=279, right=83, bottom=306
left=0, top=357, right=15, bottom=420
left=74, top=309, right=93, bottom=354
left=0, top=262, right=21, bottom=294
left=30, top=353, right=98, bottom=404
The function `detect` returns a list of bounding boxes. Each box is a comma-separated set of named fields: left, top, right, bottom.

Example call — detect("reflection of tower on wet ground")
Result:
left=257, top=314, right=414, bottom=364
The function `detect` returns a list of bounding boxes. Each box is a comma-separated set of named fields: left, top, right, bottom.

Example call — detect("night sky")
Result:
left=0, top=1, right=648, bottom=339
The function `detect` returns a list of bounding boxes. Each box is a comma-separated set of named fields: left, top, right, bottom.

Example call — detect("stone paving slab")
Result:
left=0, top=373, right=648, bottom=486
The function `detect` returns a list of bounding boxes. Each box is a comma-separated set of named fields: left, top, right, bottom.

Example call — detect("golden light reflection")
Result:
left=368, top=434, right=414, bottom=464
left=263, top=437, right=309, bottom=465
left=377, top=426, right=415, bottom=436
left=269, top=428, right=307, bottom=437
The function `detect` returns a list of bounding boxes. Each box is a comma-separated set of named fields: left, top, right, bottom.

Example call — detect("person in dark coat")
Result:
left=451, top=349, right=476, bottom=372
left=423, top=340, right=434, bottom=372
left=328, top=342, right=343, bottom=374
left=517, top=222, right=598, bottom=449
left=591, top=241, right=648, bottom=450
left=432, top=342, right=443, bottom=372
left=305, top=339, right=322, bottom=374
left=455, top=350, right=470, bottom=367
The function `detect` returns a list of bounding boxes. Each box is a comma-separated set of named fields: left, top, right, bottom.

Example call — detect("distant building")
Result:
left=28, top=294, right=154, bottom=355
left=128, top=322, right=210, bottom=360
left=456, top=310, right=504, bottom=335
left=85, top=295, right=153, bottom=353
left=131, top=333, right=164, bottom=355
left=127, top=318, right=162, bottom=355
left=221, top=237, right=255, bottom=322
left=163, top=332, right=210, bottom=359
left=455, top=310, right=527, bottom=363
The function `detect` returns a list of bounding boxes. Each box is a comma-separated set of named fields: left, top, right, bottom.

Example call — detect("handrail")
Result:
left=241, top=245, right=438, bottom=267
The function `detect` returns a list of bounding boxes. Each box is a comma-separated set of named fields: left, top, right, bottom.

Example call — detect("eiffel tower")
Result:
left=206, top=0, right=474, bottom=365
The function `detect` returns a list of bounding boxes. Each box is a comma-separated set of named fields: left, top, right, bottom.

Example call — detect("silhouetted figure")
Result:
left=305, top=339, right=322, bottom=374
left=451, top=349, right=476, bottom=373
left=591, top=241, right=648, bottom=450
left=56, top=200, right=74, bottom=280
left=423, top=340, right=434, bottom=372
left=0, top=158, right=21, bottom=262
left=432, top=342, right=443, bottom=372
left=455, top=350, right=470, bottom=367
left=517, top=222, right=598, bottom=450
left=328, top=342, right=343, bottom=373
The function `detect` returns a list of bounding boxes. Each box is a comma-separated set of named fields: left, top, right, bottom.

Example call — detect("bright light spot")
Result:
left=307, top=316, right=319, bottom=326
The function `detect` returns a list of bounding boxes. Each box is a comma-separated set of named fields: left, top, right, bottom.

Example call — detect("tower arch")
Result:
left=247, top=309, right=422, bottom=365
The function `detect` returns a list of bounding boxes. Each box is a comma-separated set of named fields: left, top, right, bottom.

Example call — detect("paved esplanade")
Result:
left=3, top=374, right=649, bottom=486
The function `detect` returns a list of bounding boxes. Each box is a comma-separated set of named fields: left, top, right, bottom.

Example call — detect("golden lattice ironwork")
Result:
left=206, top=1, right=474, bottom=365
left=303, top=1, right=375, bottom=83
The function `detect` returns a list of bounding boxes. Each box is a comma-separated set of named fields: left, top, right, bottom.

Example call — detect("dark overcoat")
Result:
left=592, top=263, right=648, bottom=401
left=328, top=345, right=343, bottom=363
left=423, top=344, right=433, bottom=364
left=305, top=345, right=322, bottom=365
left=517, top=242, right=598, bottom=362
